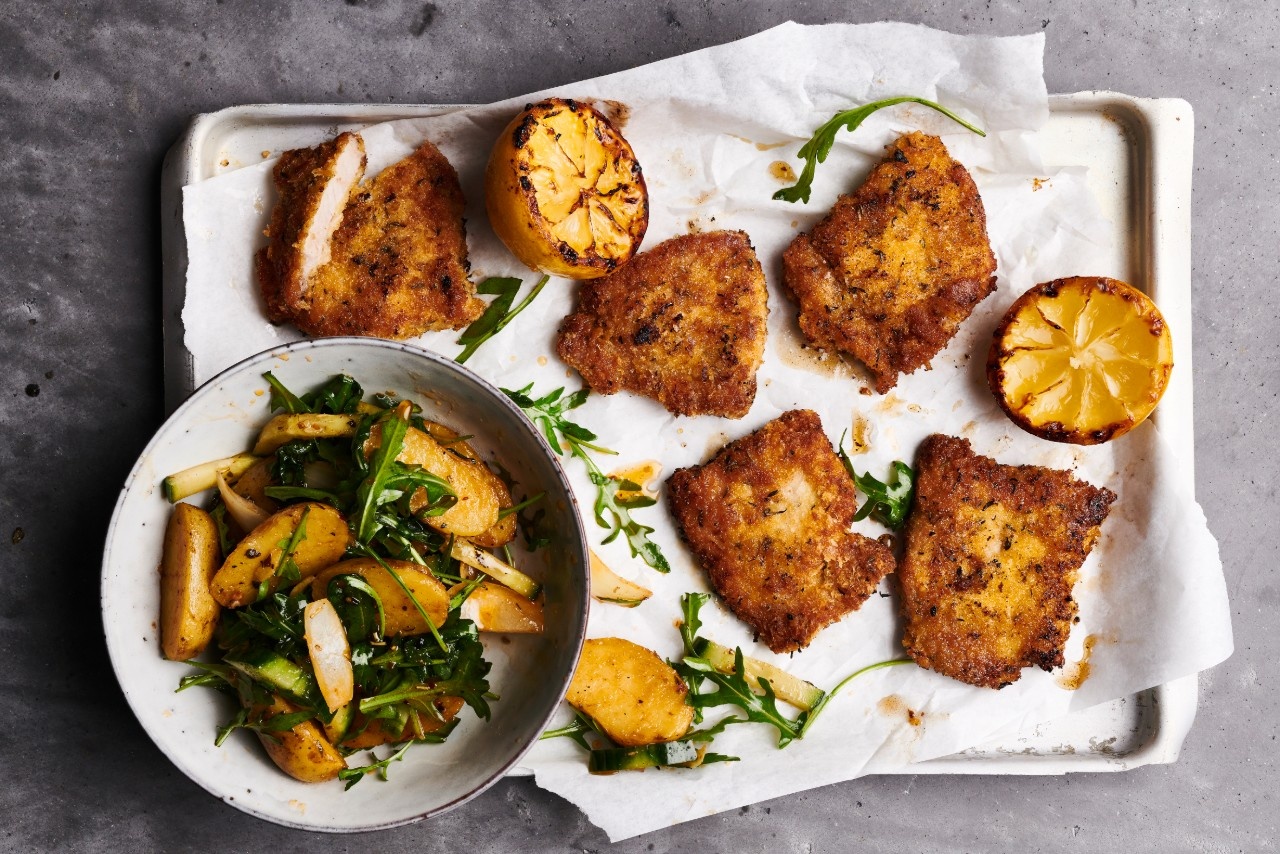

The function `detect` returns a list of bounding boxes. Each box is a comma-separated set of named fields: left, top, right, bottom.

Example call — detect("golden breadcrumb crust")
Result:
left=557, top=230, right=768, bottom=418
left=899, top=434, right=1115, bottom=689
left=783, top=132, right=997, bottom=393
left=666, top=409, right=896, bottom=653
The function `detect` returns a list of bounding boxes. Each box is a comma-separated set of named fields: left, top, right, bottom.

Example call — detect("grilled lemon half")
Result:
left=485, top=98, right=648, bottom=279
left=987, top=276, right=1173, bottom=445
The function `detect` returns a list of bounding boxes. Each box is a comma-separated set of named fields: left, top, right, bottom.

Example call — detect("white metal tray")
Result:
left=159, top=92, right=1199, bottom=774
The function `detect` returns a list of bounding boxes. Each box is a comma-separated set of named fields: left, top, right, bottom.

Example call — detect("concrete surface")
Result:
left=1, top=1, right=1275, bottom=851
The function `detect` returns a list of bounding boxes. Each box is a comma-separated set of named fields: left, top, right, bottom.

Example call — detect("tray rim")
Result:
left=158, top=91, right=1199, bottom=775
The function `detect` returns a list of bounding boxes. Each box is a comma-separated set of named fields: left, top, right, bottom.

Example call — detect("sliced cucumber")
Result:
left=323, top=702, right=354, bottom=746
left=693, top=638, right=826, bottom=711
left=227, top=649, right=316, bottom=706
left=588, top=740, right=700, bottom=773
left=162, top=453, right=259, bottom=502
left=450, top=539, right=541, bottom=600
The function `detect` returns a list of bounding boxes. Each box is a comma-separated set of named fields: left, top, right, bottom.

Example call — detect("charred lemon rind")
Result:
left=987, top=276, right=1173, bottom=446
left=485, top=98, right=649, bottom=279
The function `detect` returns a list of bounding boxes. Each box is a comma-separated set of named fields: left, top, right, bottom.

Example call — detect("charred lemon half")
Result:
left=485, top=98, right=648, bottom=279
left=988, top=276, right=1173, bottom=445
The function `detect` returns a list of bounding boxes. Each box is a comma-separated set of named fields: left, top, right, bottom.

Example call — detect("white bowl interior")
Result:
left=101, top=339, right=589, bottom=831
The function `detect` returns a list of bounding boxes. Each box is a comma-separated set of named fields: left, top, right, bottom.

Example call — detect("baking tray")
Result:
left=158, top=92, right=1199, bottom=774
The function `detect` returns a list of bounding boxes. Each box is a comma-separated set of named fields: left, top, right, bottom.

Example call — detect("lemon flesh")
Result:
left=989, top=277, right=1173, bottom=444
left=486, top=99, right=647, bottom=279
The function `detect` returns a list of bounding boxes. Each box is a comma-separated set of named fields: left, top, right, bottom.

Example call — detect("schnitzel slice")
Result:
left=782, top=132, right=997, bottom=393
left=557, top=230, right=768, bottom=418
left=666, top=409, right=896, bottom=653
left=259, top=137, right=483, bottom=338
left=258, top=131, right=366, bottom=324
left=899, top=434, right=1115, bottom=689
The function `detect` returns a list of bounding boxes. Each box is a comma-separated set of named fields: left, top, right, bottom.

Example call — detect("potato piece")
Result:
left=159, top=503, right=222, bottom=660
left=210, top=502, right=352, bottom=608
left=310, top=558, right=448, bottom=637
left=252, top=413, right=360, bottom=456
left=304, top=599, right=354, bottom=713
left=566, top=637, right=694, bottom=747
left=341, top=697, right=465, bottom=749
left=365, top=424, right=500, bottom=538
left=231, top=455, right=279, bottom=513
left=422, top=420, right=517, bottom=549
left=589, top=550, right=652, bottom=607
left=459, top=582, right=544, bottom=633
left=257, top=696, right=346, bottom=783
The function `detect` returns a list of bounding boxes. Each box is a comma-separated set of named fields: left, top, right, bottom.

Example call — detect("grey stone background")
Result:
left=1, top=0, right=1274, bottom=851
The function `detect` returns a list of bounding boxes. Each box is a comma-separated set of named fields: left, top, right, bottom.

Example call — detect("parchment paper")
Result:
left=181, top=22, right=1232, bottom=841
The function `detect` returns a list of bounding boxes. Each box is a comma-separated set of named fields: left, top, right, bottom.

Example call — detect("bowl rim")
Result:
left=100, top=336, right=591, bottom=832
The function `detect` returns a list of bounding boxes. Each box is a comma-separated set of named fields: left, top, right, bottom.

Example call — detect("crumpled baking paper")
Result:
left=181, top=21, right=1232, bottom=841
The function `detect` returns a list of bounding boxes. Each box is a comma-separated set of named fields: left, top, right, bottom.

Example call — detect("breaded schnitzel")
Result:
left=666, top=409, right=896, bottom=653
left=899, top=434, right=1115, bottom=689
left=557, top=230, right=768, bottom=419
left=257, top=131, right=366, bottom=324
left=259, top=137, right=483, bottom=338
left=782, top=132, right=997, bottom=393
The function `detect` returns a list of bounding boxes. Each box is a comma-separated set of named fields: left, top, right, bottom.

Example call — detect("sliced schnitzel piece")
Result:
left=666, top=409, right=896, bottom=653
left=556, top=230, right=768, bottom=419
left=258, top=131, right=366, bottom=324
left=259, top=138, right=483, bottom=338
left=899, top=434, right=1115, bottom=689
left=782, top=131, right=997, bottom=393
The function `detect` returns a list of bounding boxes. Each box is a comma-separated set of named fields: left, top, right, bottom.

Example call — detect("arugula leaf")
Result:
left=835, top=435, right=915, bottom=530
left=354, top=415, right=410, bottom=544
left=303, top=374, right=363, bottom=414
left=676, top=592, right=806, bottom=748
left=798, top=658, right=915, bottom=738
left=263, top=371, right=309, bottom=414
left=455, top=275, right=550, bottom=364
left=338, top=740, right=415, bottom=790
left=773, top=96, right=986, bottom=204
left=502, top=383, right=670, bottom=573
left=327, top=573, right=386, bottom=643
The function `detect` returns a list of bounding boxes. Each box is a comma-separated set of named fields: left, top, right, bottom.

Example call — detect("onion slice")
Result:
left=215, top=470, right=270, bottom=533
left=304, top=599, right=354, bottom=713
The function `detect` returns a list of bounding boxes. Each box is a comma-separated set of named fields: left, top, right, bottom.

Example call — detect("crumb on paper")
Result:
left=261, top=149, right=271, bottom=158
left=1032, top=177, right=1049, bottom=191
left=254, top=389, right=264, bottom=396
left=537, top=355, right=548, bottom=366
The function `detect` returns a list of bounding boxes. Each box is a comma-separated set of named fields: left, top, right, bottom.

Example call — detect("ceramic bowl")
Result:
left=101, top=338, right=589, bottom=831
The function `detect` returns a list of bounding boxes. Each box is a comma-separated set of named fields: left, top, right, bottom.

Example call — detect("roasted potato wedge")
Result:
left=459, top=581, right=545, bottom=633
left=159, top=503, right=222, bottom=660
left=485, top=98, right=648, bottom=279
left=588, top=550, right=652, bottom=607
left=366, top=424, right=500, bottom=538
left=566, top=637, right=694, bottom=747
left=210, top=502, right=352, bottom=608
left=231, top=455, right=280, bottom=513
left=421, top=420, right=516, bottom=548
left=310, top=558, right=449, bottom=637
left=257, top=696, right=346, bottom=783
left=252, top=413, right=360, bottom=456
